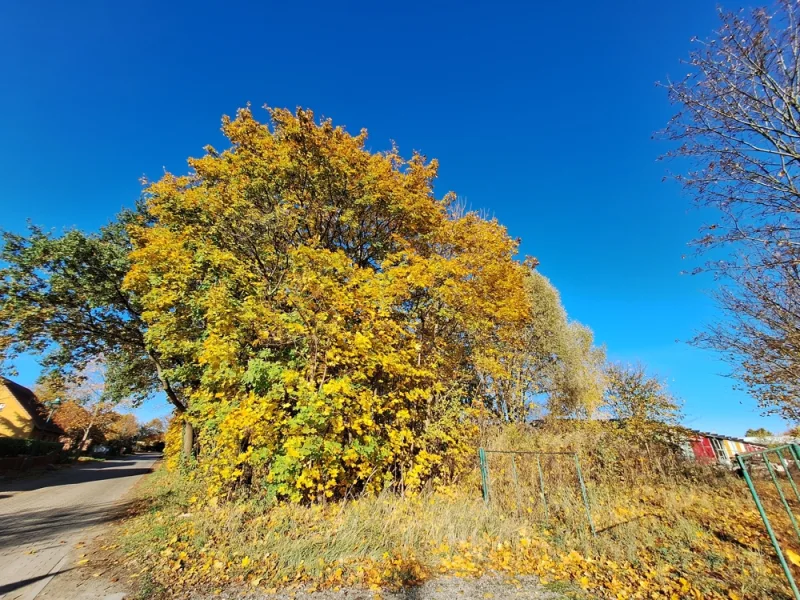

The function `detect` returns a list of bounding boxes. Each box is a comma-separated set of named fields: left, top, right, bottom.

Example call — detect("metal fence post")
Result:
left=573, top=453, right=596, bottom=538
left=765, top=453, right=800, bottom=544
left=510, top=454, right=522, bottom=516
left=776, top=449, right=800, bottom=509
left=791, top=444, right=800, bottom=472
left=479, top=447, right=490, bottom=504
left=536, top=455, right=548, bottom=520
left=738, top=454, right=800, bottom=600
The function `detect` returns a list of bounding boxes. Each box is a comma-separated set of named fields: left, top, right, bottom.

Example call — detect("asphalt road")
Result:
left=0, top=453, right=158, bottom=600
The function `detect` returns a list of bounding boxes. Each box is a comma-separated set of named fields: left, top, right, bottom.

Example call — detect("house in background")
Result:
left=0, top=377, right=63, bottom=442
left=686, top=429, right=765, bottom=466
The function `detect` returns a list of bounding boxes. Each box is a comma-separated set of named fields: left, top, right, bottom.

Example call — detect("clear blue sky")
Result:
left=0, top=0, right=788, bottom=436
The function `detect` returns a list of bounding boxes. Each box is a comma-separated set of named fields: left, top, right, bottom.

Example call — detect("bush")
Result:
left=0, top=437, right=64, bottom=457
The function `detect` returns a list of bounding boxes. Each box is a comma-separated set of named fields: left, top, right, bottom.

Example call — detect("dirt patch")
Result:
left=186, top=574, right=568, bottom=600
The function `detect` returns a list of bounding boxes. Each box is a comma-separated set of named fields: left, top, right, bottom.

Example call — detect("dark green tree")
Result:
left=0, top=213, right=192, bottom=451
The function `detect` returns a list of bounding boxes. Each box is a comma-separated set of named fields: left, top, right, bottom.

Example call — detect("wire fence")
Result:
left=478, top=448, right=596, bottom=537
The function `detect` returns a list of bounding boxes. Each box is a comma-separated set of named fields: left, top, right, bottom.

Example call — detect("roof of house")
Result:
left=1, top=377, right=63, bottom=435
left=688, top=428, right=765, bottom=448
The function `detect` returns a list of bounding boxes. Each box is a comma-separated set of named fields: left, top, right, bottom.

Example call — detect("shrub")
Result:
left=0, top=437, right=64, bottom=457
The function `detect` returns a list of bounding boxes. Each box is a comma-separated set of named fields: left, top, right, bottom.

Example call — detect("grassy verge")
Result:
left=113, top=461, right=794, bottom=599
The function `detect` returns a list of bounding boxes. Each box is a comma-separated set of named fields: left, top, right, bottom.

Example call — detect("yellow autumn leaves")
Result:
left=119, top=464, right=788, bottom=599
left=125, top=106, right=603, bottom=500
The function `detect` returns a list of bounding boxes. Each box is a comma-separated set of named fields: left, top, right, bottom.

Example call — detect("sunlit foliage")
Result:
left=126, top=106, right=600, bottom=499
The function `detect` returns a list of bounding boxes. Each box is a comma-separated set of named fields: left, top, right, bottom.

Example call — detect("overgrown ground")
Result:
left=110, top=434, right=800, bottom=600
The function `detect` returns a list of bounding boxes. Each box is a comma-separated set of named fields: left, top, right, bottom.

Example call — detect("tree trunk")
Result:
left=80, top=425, right=92, bottom=452
left=80, top=410, right=98, bottom=452
left=147, top=351, right=194, bottom=458
left=182, top=419, right=194, bottom=458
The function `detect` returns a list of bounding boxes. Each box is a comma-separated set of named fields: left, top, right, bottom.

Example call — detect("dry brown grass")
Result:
left=115, top=423, right=798, bottom=599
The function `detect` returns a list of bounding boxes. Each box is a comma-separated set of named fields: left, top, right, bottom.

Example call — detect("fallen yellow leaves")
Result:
left=786, top=547, right=800, bottom=567
left=115, top=454, right=793, bottom=599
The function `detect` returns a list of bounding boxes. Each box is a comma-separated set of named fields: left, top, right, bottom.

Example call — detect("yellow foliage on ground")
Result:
left=116, top=425, right=796, bottom=599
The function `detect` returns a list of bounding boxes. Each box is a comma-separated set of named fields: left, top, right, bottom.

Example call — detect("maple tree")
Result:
left=50, top=400, right=93, bottom=448
left=52, top=401, right=140, bottom=451
left=125, top=106, right=602, bottom=499
left=39, top=359, right=141, bottom=451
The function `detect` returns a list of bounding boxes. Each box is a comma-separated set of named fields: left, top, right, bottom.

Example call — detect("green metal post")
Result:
left=479, top=448, right=490, bottom=504
left=738, top=454, right=800, bottom=600
left=573, top=453, right=596, bottom=538
left=536, top=455, right=548, bottom=520
left=510, top=454, right=522, bottom=516
left=765, top=453, right=800, bottom=544
left=791, top=444, right=800, bottom=473
left=776, top=449, right=800, bottom=510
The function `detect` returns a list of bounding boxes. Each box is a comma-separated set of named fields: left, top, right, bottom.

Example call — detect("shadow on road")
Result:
left=0, top=499, right=140, bottom=550
left=0, top=569, right=75, bottom=595
left=0, top=454, right=161, bottom=494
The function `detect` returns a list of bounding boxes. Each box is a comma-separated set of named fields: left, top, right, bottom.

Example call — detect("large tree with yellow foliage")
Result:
left=125, top=106, right=601, bottom=500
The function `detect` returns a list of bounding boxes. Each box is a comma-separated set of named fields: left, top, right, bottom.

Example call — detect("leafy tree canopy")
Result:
left=602, top=362, right=683, bottom=437
left=125, top=106, right=603, bottom=500
left=0, top=214, right=187, bottom=412
left=744, top=428, right=773, bottom=438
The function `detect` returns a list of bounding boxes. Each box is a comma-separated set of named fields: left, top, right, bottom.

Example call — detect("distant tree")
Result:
left=52, top=401, right=94, bottom=448
left=488, top=270, right=606, bottom=422
left=138, top=417, right=168, bottom=450
left=663, top=0, right=800, bottom=419
left=548, top=322, right=607, bottom=419
left=603, top=362, right=683, bottom=432
left=745, top=427, right=773, bottom=438
left=32, top=373, right=68, bottom=422
left=139, top=417, right=167, bottom=436
left=105, top=413, right=139, bottom=451
left=64, top=360, right=122, bottom=450
left=785, top=425, right=800, bottom=438
left=0, top=212, right=194, bottom=452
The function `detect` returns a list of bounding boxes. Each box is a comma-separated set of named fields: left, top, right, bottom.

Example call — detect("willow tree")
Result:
left=664, top=0, right=800, bottom=419
left=484, top=269, right=605, bottom=422
left=126, top=106, right=597, bottom=500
